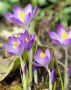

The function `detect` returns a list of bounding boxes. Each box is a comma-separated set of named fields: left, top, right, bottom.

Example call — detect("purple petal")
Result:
left=26, top=39, right=34, bottom=51
left=13, top=5, right=22, bottom=17
left=32, top=5, right=38, bottom=19
left=11, top=17, right=24, bottom=26
left=62, top=39, right=71, bottom=47
left=24, top=4, right=32, bottom=15
left=52, top=39, right=61, bottom=45
left=4, top=43, right=14, bottom=53
left=20, top=31, right=30, bottom=42
left=50, top=69, right=54, bottom=83
left=48, top=31, right=62, bottom=43
left=34, top=53, right=50, bottom=67
left=4, top=13, right=15, bottom=23
left=8, top=36, right=21, bottom=44
left=45, top=49, right=50, bottom=59
left=57, top=24, right=66, bottom=36
left=68, top=67, right=71, bottom=77
left=68, top=30, right=71, bottom=38
left=4, top=37, right=23, bottom=55
left=24, top=13, right=32, bottom=26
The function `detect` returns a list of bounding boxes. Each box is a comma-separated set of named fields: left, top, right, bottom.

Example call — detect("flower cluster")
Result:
left=4, top=31, right=36, bottom=55
left=4, top=3, right=71, bottom=90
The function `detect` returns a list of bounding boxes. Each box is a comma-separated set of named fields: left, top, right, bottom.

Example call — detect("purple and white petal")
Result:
left=24, top=4, right=32, bottom=15
left=4, top=13, right=15, bottom=23
left=13, top=5, right=22, bottom=17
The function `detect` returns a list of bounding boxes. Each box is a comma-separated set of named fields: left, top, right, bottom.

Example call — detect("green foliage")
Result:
left=31, top=0, right=47, bottom=6
left=48, top=0, right=58, bottom=3
left=0, top=1, right=10, bottom=15
left=0, top=0, right=20, bottom=16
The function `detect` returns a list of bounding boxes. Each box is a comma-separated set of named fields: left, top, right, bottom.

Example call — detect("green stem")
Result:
left=28, top=49, right=33, bottom=88
left=64, top=47, right=69, bottom=90
left=47, top=67, right=52, bottom=90
left=19, top=56, right=27, bottom=90
left=56, top=59, right=64, bottom=90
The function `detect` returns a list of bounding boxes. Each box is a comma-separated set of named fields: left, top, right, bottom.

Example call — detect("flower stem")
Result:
left=56, top=60, right=64, bottom=90
left=64, top=47, right=69, bottom=90
left=34, top=69, right=38, bottom=83
left=28, top=49, right=33, bottom=88
left=47, top=67, right=52, bottom=90
left=19, top=56, right=27, bottom=90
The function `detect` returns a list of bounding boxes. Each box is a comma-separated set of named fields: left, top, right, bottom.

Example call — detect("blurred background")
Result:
left=0, top=0, right=71, bottom=89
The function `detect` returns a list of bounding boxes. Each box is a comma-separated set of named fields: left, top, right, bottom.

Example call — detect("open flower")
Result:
left=4, top=36, right=23, bottom=55
left=5, top=4, right=38, bottom=27
left=48, top=24, right=71, bottom=47
left=20, top=31, right=36, bottom=51
left=34, top=49, right=54, bottom=68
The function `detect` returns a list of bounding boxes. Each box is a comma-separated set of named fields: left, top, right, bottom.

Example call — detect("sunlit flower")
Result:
left=4, top=36, right=23, bottom=55
left=20, top=31, right=36, bottom=51
left=48, top=24, right=71, bottom=47
left=5, top=4, right=38, bottom=27
left=34, top=49, right=54, bottom=67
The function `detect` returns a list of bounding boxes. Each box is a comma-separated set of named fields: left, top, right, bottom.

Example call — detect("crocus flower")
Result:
left=20, top=30, right=36, bottom=51
left=48, top=24, right=71, bottom=47
left=4, top=36, right=23, bottom=55
left=5, top=4, right=38, bottom=27
left=50, top=69, right=54, bottom=83
left=34, top=49, right=54, bottom=68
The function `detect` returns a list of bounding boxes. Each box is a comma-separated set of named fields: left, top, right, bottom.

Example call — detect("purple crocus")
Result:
left=5, top=4, right=38, bottom=27
left=34, top=49, right=54, bottom=68
left=48, top=24, right=71, bottom=47
left=20, top=30, right=36, bottom=51
left=4, top=36, right=23, bottom=55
